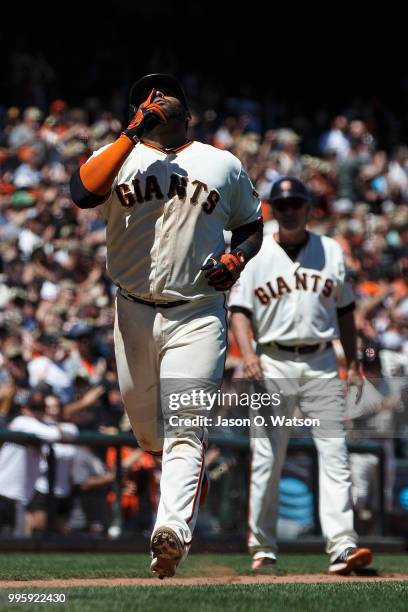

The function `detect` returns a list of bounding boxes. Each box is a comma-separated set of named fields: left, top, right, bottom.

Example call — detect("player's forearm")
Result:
left=230, top=312, right=256, bottom=357
left=230, top=219, right=263, bottom=263
left=80, top=473, right=114, bottom=491
left=338, top=309, right=359, bottom=369
left=63, top=396, right=90, bottom=419
left=70, top=134, right=134, bottom=208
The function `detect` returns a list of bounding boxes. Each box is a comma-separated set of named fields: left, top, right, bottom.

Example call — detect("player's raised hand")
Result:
left=123, top=89, right=168, bottom=142
left=242, top=351, right=263, bottom=380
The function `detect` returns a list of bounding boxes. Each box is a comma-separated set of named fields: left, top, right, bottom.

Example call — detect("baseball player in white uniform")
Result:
left=70, top=73, right=263, bottom=578
left=230, top=176, right=373, bottom=575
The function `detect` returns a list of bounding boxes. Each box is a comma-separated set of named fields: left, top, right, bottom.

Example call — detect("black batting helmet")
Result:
left=268, top=176, right=310, bottom=204
left=129, top=73, right=189, bottom=118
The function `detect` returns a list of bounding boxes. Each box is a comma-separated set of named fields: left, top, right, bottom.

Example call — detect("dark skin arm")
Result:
left=338, top=307, right=363, bottom=401
left=79, top=473, right=114, bottom=492
left=230, top=311, right=263, bottom=379
left=63, top=385, right=105, bottom=420
left=70, top=89, right=167, bottom=208
left=230, top=218, right=263, bottom=263
left=202, top=219, right=263, bottom=291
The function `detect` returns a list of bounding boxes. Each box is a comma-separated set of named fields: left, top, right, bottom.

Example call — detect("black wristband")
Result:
left=229, top=305, right=253, bottom=319
left=70, top=170, right=109, bottom=209
left=230, top=218, right=263, bottom=263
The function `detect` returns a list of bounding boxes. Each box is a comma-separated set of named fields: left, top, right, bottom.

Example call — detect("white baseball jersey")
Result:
left=35, top=422, right=78, bottom=497
left=229, top=232, right=354, bottom=345
left=92, top=140, right=260, bottom=301
left=0, top=416, right=60, bottom=504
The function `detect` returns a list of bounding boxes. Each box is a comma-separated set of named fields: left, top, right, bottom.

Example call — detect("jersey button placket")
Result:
left=150, top=151, right=169, bottom=297
left=163, top=154, right=180, bottom=288
left=164, top=197, right=173, bottom=239
left=154, top=155, right=175, bottom=296
left=293, top=262, right=302, bottom=350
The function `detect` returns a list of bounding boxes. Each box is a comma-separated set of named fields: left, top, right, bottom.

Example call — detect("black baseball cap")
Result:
left=27, top=387, right=49, bottom=412
left=129, top=74, right=189, bottom=111
left=268, top=176, right=310, bottom=204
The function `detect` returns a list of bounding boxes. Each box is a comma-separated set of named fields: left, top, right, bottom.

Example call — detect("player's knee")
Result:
left=143, top=448, right=163, bottom=457
left=137, top=442, right=163, bottom=456
left=165, top=433, right=204, bottom=454
left=136, top=435, right=163, bottom=456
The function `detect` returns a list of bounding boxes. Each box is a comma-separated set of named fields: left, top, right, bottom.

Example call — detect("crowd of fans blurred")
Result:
left=0, top=87, right=408, bottom=537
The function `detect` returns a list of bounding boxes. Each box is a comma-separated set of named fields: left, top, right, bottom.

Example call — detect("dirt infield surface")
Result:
left=2, top=573, right=408, bottom=588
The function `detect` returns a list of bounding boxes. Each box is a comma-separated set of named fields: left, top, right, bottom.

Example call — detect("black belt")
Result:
left=267, top=341, right=332, bottom=354
left=119, top=290, right=188, bottom=308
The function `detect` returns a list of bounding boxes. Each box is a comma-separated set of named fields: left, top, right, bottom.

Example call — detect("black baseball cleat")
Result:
left=150, top=526, right=183, bottom=579
left=328, top=547, right=373, bottom=575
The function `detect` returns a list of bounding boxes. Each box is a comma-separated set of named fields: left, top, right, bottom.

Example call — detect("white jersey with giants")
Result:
left=229, top=232, right=354, bottom=345
left=95, top=140, right=260, bottom=300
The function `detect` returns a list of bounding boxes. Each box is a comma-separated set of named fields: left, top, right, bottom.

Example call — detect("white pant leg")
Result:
left=299, top=348, right=357, bottom=560
left=313, top=437, right=357, bottom=559
left=248, top=351, right=298, bottom=556
left=154, top=296, right=227, bottom=548
left=349, top=453, right=379, bottom=510
left=114, top=293, right=162, bottom=452
left=248, top=423, right=292, bottom=556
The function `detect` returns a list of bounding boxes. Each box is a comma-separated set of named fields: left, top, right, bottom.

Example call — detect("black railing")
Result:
left=0, top=430, right=387, bottom=536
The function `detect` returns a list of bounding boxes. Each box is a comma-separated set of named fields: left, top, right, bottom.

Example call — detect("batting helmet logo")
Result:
left=280, top=180, right=292, bottom=193
left=268, top=176, right=311, bottom=204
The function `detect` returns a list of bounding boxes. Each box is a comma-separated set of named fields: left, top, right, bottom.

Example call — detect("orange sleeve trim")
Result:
left=80, top=134, right=135, bottom=196
left=141, top=142, right=166, bottom=154
left=141, top=140, right=194, bottom=155
left=173, top=140, right=194, bottom=153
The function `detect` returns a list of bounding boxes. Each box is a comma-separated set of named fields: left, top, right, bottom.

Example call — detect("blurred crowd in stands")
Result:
left=0, top=85, right=408, bottom=537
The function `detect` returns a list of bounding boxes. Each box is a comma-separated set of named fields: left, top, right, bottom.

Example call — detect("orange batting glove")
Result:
left=123, top=89, right=167, bottom=142
left=201, top=251, right=245, bottom=291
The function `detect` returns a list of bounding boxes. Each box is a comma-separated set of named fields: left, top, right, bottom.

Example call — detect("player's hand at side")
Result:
left=123, top=89, right=168, bottom=142
left=201, top=252, right=245, bottom=291
left=242, top=351, right=263, bottom=380
left=346, top=365, right=364, bottom=403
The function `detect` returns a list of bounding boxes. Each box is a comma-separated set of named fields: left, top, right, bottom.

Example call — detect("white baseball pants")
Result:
left=248, top=345, right=358, bottom=562
left=114, top=292, right=227, bottom=549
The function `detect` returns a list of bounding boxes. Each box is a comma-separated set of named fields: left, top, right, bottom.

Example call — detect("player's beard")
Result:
left=163, top=101, right=188, bottom=122
left=144, top=103, right=188, bottom=138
